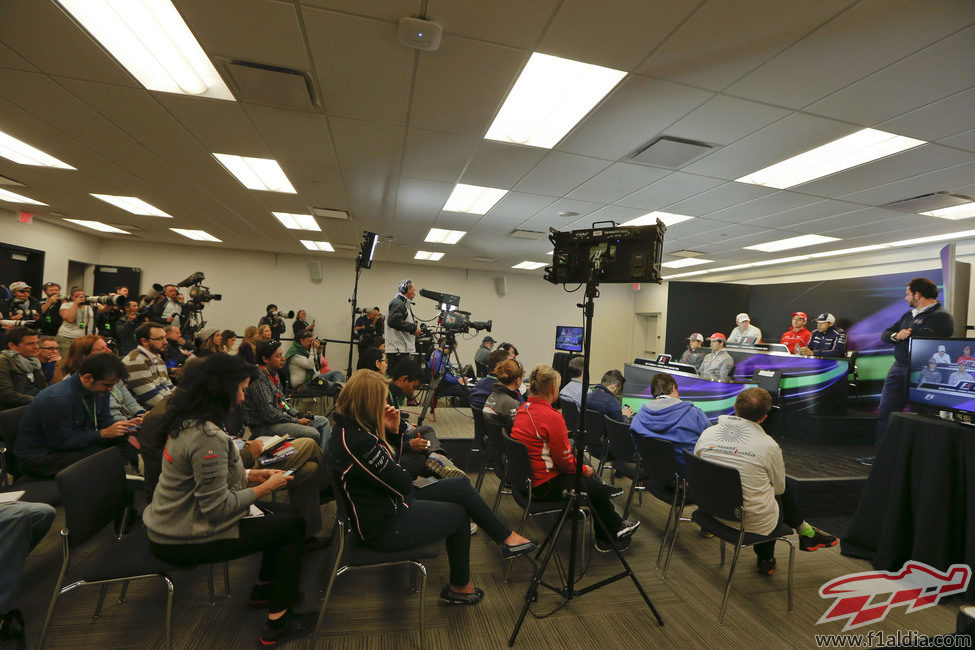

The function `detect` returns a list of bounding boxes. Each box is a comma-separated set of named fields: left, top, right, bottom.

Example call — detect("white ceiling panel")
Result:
left=477, top=192, right=556, bottom=225
left=799, top=207, right=910, bottom=232
left=566, top=163, right=671, bottom=204
left=741, top=199, right=865, bottom=228
left=512, top=152, right=610, bottom=196
left=667, top=182, right=777, bottom=217
left=410, top=36, right=527, bottom=137
left=805, top=25, right=975, bottom=126
left=304, top=8, right=413, bottom=125
left=821, top=215, right=943, bottom=239
left=637, top=0, right=856, bottom=91
left=940, top=129, right=975, bottom=153
left=665, top=95, right=792, bottom=146
left=879, top=89, right=975, bottom=142
left=329, top=118, right=404, bottom=176
left=274, top=162, right=347, bottom=207
left=0, top=41, right=36, bottom=73
left=704, top=191, right=822, bottom=224
left=243, top=104, right=337, bottom=168
left=298, top=0, right=420, bottom=22
left=570, top=204, right=648, bottom=229
left=557, top=76, right=713, bottom=160
left=837, top=160, right=975, bottom=206
left=0, top=95, right=61, bottom=135
left=394, top=176, right=454, bottom=223
left=727, top=0, right=975, bottom=108
left=401, top=129, right=478, bottom=183
left=681, top=112, right=858, bottom=180
left=527, top=197, right=605, bottom=226
left=616, top=172, right=726, bottom=211
left=538, top=0, right=699, bottom=70
left=427, top=0, right=557, bottom=49
left=460, top=142, right=547, bottom=188
left=174, top=0, right=310, bottom=71
left=342, top=170, right=397, bottom=222
left=154, top=94, right=268, bottom=155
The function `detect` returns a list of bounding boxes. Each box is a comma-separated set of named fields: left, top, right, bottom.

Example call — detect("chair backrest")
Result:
left=604, top=417, right=636, bottom=464
left=55, top=447, right=128, bottom=548
left=583, top=409, right=606, bottom=449
left=324, top=467, right=352, bottom=526
left=561, top=400, right=579, bottom=432
left=0, top=405, right=28, bottom=479
left=634, top=436, right=679, bottom=490
left=682, top=452, right=744, bottom=522
left=500, top=433, right=533, bottom=493
left=483, top=420, right=506, bottom=477
left=470, top=406, right=486, bottom=449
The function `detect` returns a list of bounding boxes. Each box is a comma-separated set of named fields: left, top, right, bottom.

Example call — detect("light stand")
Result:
left=508, top=255, right=664, bottom=646
left=345, top=256, right=364, bottom=377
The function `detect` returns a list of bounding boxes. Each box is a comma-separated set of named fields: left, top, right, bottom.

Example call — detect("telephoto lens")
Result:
left=86, top=294, right=127, bottom=307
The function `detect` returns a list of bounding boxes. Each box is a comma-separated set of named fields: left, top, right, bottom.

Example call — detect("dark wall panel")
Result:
left=664, top=280, right=751, bottom=356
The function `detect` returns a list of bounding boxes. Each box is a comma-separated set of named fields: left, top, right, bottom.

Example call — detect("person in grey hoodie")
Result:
left=629, top=373, right=710, bottom=475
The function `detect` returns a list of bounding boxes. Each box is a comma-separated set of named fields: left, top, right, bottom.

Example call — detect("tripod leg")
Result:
left=508, top=499, right=574, bottom=647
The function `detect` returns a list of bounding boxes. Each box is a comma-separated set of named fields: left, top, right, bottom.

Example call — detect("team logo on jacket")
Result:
left=163, top=447, right=173, bottom=464
left=817, top=561, right=970, bottom=631
left=202, top=450, right=218, bottom=459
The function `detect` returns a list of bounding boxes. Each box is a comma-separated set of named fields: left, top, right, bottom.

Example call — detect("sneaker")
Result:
left=616, top=520, right=640, bottom=539
left=470, top=522, right=478, bottom=535
left=756, top=557, right=776, bottom=576
left=594, top=537, right=631, bottom=553
left=607, top=484, right=625, bottom=498
left=425, top=456, right=466, bottom=479
left=258, top=611, right=317, bottom=646
left=799, top=526, right=838, bottom=552
left=440, top=585, right=484, bottom=606
left=856, top=456, right=875, bottom=466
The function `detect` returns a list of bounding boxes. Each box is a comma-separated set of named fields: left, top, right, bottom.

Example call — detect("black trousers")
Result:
left=370, top=477, right=511, bottom=586
left=533, top=473, right=623, bottom=541
left=150, top=503, right=304, bottom=612
left=753, top=476, right=804, bottom=559
left=435, top=382, right=470, bottom=407
left=21, top=439, right=130, bottom=479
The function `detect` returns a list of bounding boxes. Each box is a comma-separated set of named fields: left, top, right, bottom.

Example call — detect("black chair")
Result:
left=0, top=405, right=60, bottom=505
left=561, top=399, right=580, bottom=434
left=317, top=469, right=439, bottom=647
left=847, top=350, right=861, bottom=404
left=482, top=420, right=510, bottom=513
left=583, top=409, right=612, bottom=477
left=683, top=452, right=797, bottom=624
left=39, top=447, right=181, bottom=648
left=469, top=407, right=487, bottom=492
left=604, top=417, right=645, bottom=520
left=634, top=437, right=689, bottom=576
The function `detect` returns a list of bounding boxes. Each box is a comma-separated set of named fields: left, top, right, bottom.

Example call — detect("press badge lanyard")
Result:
left=262, top=366, right=289, bottom=409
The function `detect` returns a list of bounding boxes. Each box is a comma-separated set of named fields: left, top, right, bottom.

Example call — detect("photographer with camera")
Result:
left=355, top=306, right=383, bottom=351
left=286, top=330, right=345, bottom=390
left=111, top=299, right=147, bottom=357
left=259, top=305, right=289, bottom=341
left=292, top=310, right=310, bottom=339
left=385, top=280, right=421, bottom=370
left=38, top=282, right=63, bottom=335
left=1, top=282, right=41, bottom=328
left=149, top=284, right=183, bottom=329
left=56, top=287, right=97, bottom=356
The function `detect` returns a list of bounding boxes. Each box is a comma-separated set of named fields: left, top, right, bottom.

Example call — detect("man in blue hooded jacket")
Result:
left=629, top=372, right=710, bottom=475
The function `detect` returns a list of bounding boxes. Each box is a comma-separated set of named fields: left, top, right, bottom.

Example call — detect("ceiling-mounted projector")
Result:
left=398, top=17, right=442, bottom=51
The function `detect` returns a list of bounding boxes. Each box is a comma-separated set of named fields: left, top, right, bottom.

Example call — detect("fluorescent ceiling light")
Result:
left=414, top=251, right=445, bottom=261
left=213, top=154, right=296, bottom=193
left=921, top=202, right=975, bottom=220
left=63, top=219, right=129, bottom=234
left=56, top=0, right=233, bottom=100
left=272, top=212, right=320, bottom=231
left=744, top=234, right=839, bottom=253
left=485, top=52, right=625, bottom=149
left=662, top=270, right=709, bottom=280
left=735, top=128, right=925, bottom=189
left=91, top=193, right=171, bottom=217
left=708, top=263, right=757, bottom=273
left=0, top=129, right=75, bottom=169
left=661, top=257, right=713, bottom=269
left=443, top=184, right=507, bottom=215
left=512, top=261, right=546, bottom=270
left=425, top=228, right=466, bottom=244
left=547, top=250, right=553, bottom=255
left=300, top=240, right=334, bottom=252
left=889, top=230, right=975, bottom=248
left=0, top=188, right=47, bottom=205
left=809, top=244, right=891, bottom=258
left=621, top=211, right=694, bottom=227
left=171, top=228, right=221, bottom=242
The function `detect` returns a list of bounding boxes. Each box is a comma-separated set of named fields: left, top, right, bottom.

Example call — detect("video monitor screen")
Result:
left=908, top=337, right=975, bottom=415
left=555, top=325, right=584, bottom=352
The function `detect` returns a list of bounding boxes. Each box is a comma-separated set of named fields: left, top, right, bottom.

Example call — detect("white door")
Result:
left=632, top=313, right=660, bottom=359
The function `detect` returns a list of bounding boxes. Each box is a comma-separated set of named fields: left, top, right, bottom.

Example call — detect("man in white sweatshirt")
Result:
left=694, top=387, right=837, bottom=576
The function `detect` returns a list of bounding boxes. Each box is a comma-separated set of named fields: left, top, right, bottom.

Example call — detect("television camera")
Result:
left=417, top=288, right=492, bottom=334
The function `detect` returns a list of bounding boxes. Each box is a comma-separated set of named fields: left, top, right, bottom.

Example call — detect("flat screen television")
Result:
left=555, top=325, right=584, bottom=352
left=907, top=337, right=975, bottom=416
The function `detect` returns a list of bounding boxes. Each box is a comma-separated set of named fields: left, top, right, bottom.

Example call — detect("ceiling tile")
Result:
left=741, top=199, right=865, bottom=228
left=615, top=172, right=726, bottom=210
left=837, top=159, right=975, bottom=206
left=880, top=88, right=975, bottom=142
left=0, top=42, right=36, bottom=72
left=940, top=129, right=975, bottom=153
left=667, top=182, right=776, bottom=217
left=155, top=94, right=268, bottom=155
left=427, top=0, right=557, bottom=49
left=512, top=151, right=610, bottom=196
left=275, top=162, right=346, bottom=206
left=704, top=190, right=822, bottom=224
left=460, top=142, right=547, bottom=188
left=298, top=0, right=420, bottom=21
left=666, top=95, right=792, bottom=146
left=557, top=76, right=713, bottom=160
left=566, top=163, right=671, bottom=203
left=329, top=117, right=404, bottom=175
left=305, top=8, right=414, bottom=125
left=243, top=104, right=338, bottom=167
left=395, top=176, right=454, bottom=221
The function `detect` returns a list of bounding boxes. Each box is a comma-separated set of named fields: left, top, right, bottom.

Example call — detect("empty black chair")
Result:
left=634, top=437, right=688, bottom=575
left=583, top=409, right=612, bottom=476
left=482, top=420, right=510, bottom=513
left=317, top=468, right=438, bottom=647
left=39, top=447, right=181, bottom=648
left=0, top=405, right=60, bottom=505
left=683, top=452, right=796, bottom=624
left=604, top=417, right=645, bottom=520
left=469, top=407, right=488, bottom=491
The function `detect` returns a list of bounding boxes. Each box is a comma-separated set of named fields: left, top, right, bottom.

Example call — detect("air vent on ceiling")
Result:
left=311, top=207, right=350, bottom=220
left=669, top=249, right=706, bottom=258
left=510, top=229, right=545, bottom=239
left=883, top=191, right=974, bottom=214
left=0, top=174, right=24, bottom=186
left=472, top=256, right=496, bottom=263
left=224, top=61, right=316, bottom=110
left=628, top=136, right=714, bottom=169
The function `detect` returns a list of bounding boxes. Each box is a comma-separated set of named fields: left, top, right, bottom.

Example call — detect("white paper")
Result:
left=0, top=490, right=25, bottom=503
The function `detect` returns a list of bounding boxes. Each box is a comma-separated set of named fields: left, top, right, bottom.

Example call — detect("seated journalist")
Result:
left=558, top=356, right=585, bottom=409
left=469, top=348, right=509, bottom=410
left=629, top=373, right=710, bottom=475
left=586, top=369, right=634, bottom=422
left=0, top=327, right=47, bottom=411
left=482, top=359, right=525, bottom=431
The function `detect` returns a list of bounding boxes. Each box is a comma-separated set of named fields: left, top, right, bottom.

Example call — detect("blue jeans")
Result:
left=0, top=501, right=56, bottom=611
left=876, top=363, right=909, bottom=445
left=253, top=416, right=332, bottom=450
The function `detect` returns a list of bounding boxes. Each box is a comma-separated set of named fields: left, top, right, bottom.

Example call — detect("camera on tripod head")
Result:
left=176, top=272, right=222, bottom=312
left=418, top=288, right=492, bottom=334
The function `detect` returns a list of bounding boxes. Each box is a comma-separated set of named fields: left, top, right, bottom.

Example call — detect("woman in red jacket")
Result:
left=510, top=365, right=639, bottom=552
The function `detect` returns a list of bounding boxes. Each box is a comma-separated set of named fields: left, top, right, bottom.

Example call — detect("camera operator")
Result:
left=259, top=305, right=287, bottom=341
left=1, top=282, right=42, bottom=328
left=355, top=307, right=383, bottom=351
left=149, top=284, right=183, bottom=329
left=38, top=282, right=64, bottom=335
left=56, top=287, right=97, bottom=357
left=430, top=338, right=471, bottom=406
left=292, top=310, right=310, bottom=339
left=386, top=280, right=421, bottom=370
left=96, top=285, right=130, bottom=336
left=112, top=300, right=147, bottom=357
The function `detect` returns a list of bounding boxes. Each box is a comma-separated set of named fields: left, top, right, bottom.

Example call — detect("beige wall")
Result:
left=1, top=210, right=102, bottom=287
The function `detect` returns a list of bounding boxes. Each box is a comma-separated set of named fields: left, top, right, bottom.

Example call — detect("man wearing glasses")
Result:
left=121, top=322, right=174, bottom=409
left=0, top=328, right=47, bottom=411
left=35, top=336, right=61, bottom=383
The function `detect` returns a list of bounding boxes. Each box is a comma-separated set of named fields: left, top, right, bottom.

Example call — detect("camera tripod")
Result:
left=508, top=264, right=664, bottom=646
left=415, top=329, right=470, bottom=426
